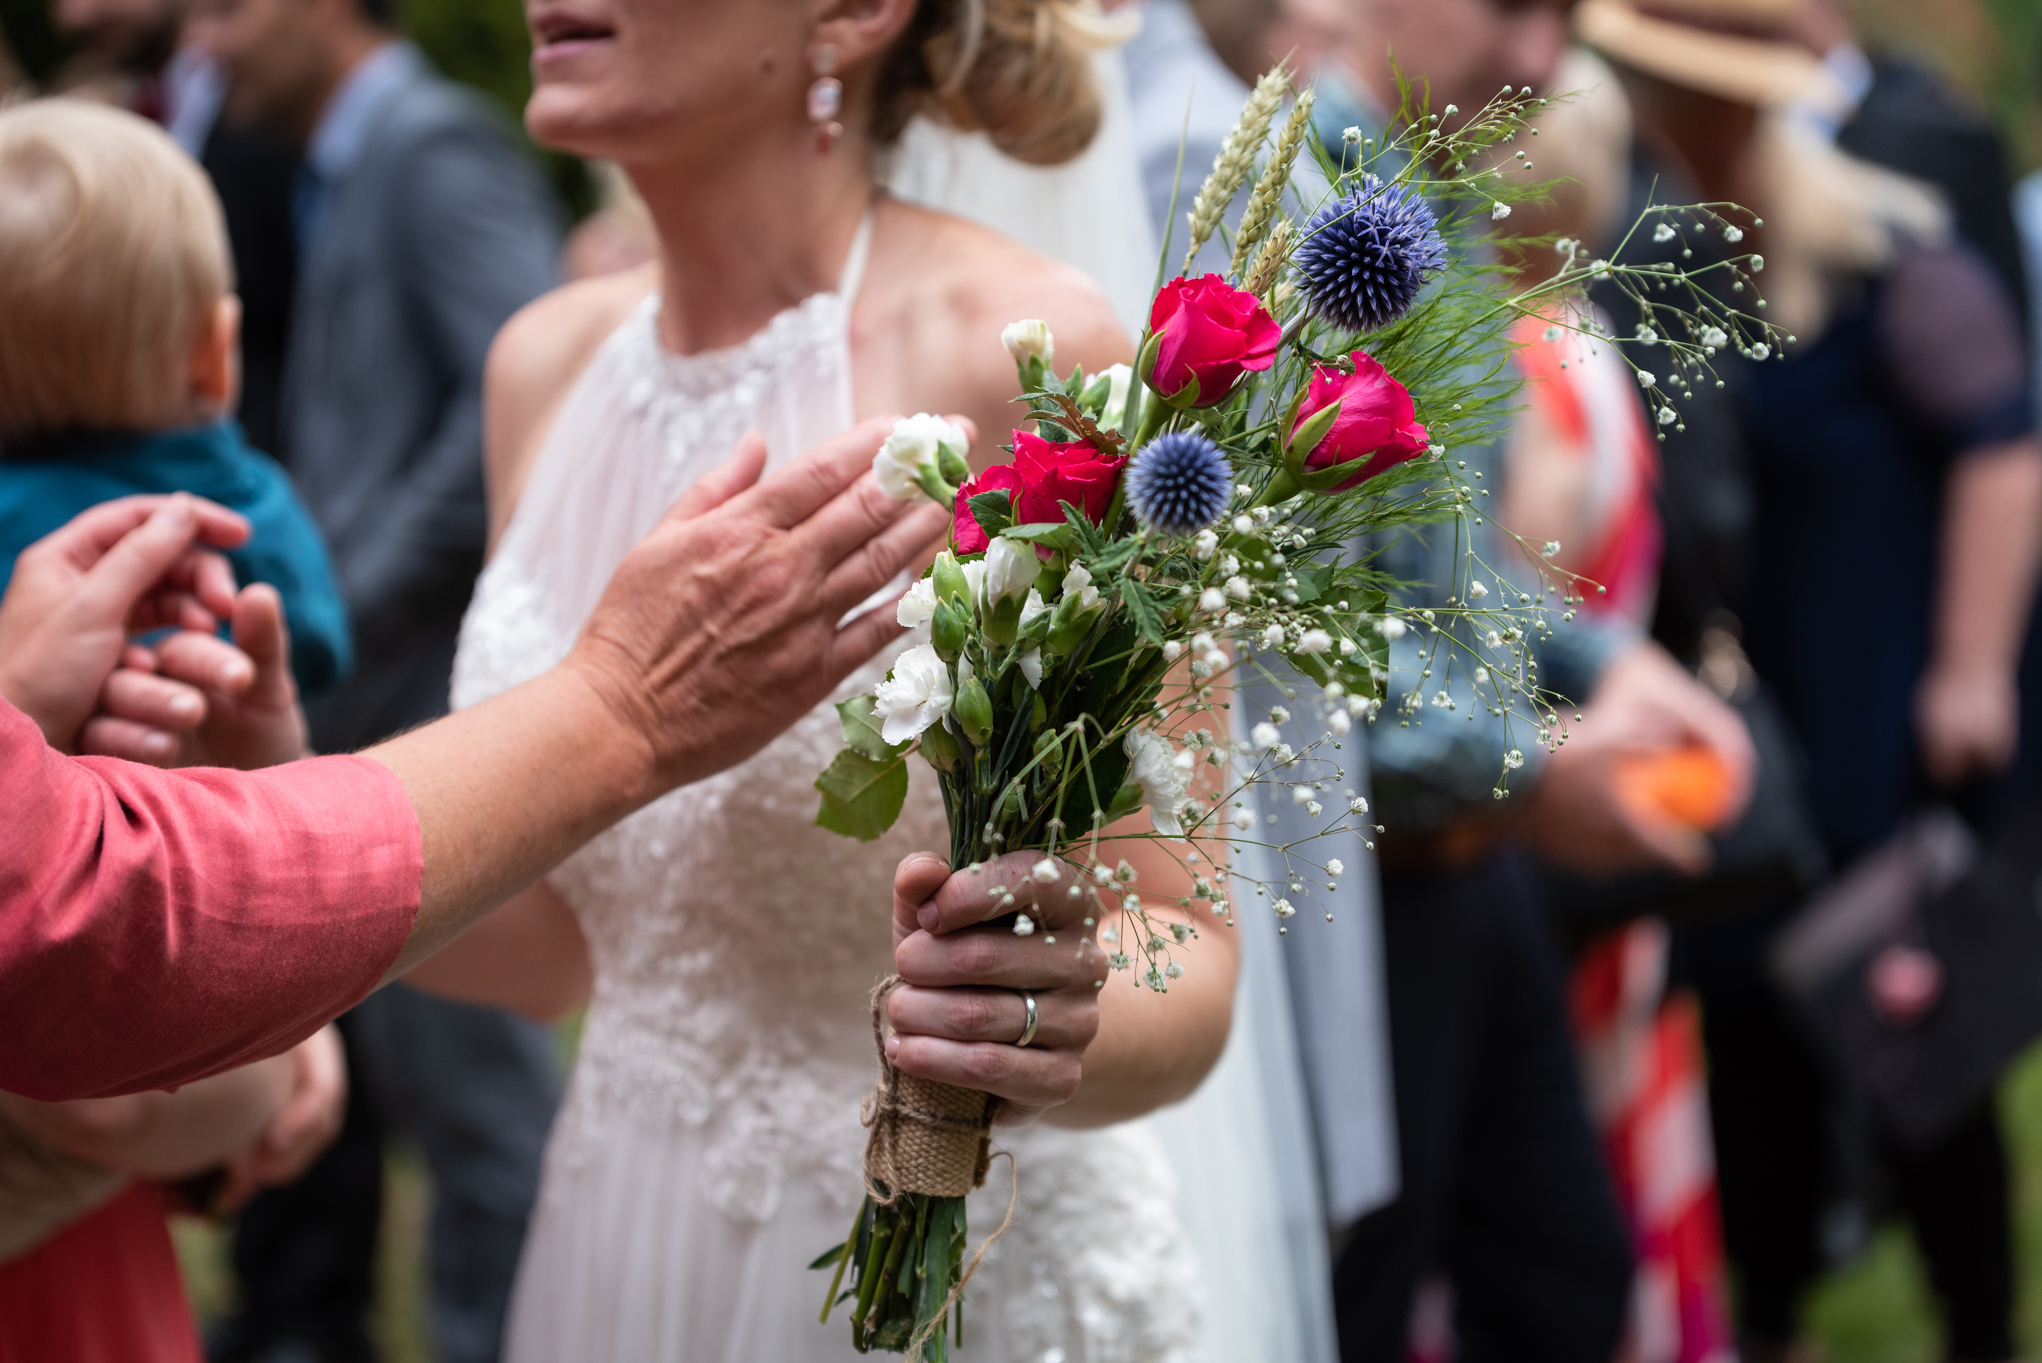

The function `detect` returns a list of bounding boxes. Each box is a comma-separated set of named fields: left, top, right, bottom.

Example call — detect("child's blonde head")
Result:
left=0, top=99, right=234, bottom=441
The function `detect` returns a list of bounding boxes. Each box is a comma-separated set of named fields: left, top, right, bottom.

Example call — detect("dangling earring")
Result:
left=808, top=43, right=843, bottom=156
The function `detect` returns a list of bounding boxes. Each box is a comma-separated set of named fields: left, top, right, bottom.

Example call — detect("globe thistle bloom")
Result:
left=1294, top=175, right=1447, bottom=334
left=1126, top=431, right=1233, bottom=535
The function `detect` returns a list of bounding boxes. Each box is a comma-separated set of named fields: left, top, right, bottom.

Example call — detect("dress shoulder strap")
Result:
left=837, top=206, right=876, bottom=306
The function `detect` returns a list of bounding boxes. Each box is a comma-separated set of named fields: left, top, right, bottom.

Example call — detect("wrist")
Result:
left=551, top=646, right=671, bottom=814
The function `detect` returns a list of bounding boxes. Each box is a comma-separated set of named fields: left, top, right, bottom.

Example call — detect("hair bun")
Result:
left=879, top=0, right=1124, bottom=166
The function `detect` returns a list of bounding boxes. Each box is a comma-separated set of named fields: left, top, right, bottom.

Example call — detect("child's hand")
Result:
left=220, top=1025, right=347, bottom=1211
left=80, top=583, right=311, bottom=770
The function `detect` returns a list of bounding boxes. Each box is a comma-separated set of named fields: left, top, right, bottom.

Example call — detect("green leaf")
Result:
left=1118, top=578, right=1166, bottom=647
left=1000, top=522, right=1074, bottom=552
left=1061, top=503, right=1107, bottom=558
left=1291, top=563, right=1333, bottom=604
left=836, top=696, right=907, bottom=762
left=809, top=1243, right=847, bottom=1271
left=968, top=490, right=1014, bottom=537
left=815, top=749, right=910, bottom=841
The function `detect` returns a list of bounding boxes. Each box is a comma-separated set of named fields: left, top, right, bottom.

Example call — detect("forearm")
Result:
left=0, top=1058, right=292, bottom=1178
left=365, top=657, right=656, bottom=980
left=399, top=880, right=594, bottom=1022
left=1048, top=917, right=1237, bottom=1127
left=1049, top=828, right=1238, bottom=1127
left=1933, top=438, right=2042, bottom=676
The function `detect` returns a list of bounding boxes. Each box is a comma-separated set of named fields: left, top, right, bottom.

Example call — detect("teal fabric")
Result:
left=0, top=420, right=353, bottom=693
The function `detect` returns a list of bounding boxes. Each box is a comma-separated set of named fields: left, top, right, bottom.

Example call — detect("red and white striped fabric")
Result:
left=1570, top=920, right=1736, bottom=1363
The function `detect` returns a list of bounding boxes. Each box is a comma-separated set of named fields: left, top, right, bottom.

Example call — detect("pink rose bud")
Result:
left=1145, top=274, right=1280, bottom=408
left=1285, top=351, right=1430, bottom=492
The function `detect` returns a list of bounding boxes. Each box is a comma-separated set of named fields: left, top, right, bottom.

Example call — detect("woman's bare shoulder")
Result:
left=483, top=263, right=658, bottom=544
left=859, top=201, right=1133, bottom=456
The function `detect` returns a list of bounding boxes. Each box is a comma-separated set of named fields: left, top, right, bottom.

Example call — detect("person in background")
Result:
left=1300, top=1, right=1761, bottom=1359
left=1581, top=2, right=2042, bottom=1360
left=184, top=0, right=566, bottom=1359
left=53, top=0, right=300, bottom=462
left=1789, top=0, right=2028, bottom=330
left=0, top=1029, right=344, bottom=1363
left=0, top=100, right=348, bottom=724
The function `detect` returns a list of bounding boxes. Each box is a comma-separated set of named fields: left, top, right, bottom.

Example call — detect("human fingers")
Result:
left=886, top=983, right=1093, bottom=1051
left=229, top=585, right=295, bottom=703
left=68, top=496, right=219, bottom=630
left=740, top=416, right=899, bottom=529
left=911, top=852, right=1089, bottom=936
left=894, top=923, right=1106, bottom=993
left=827, top=597, right=911, bottom=684
left=654, top=432, right=769, bottom=528
left=36, top=495, right=250, bottom=573
left=76, top=715, right=183, bottom=764
left=819, top=501, right=951, bottom=615
left=231, top=1027, right=347, bottom=1196
left=99, top=667, right=209, bottom=732
left=886, top=1034, right=1082, bottom=1121
left=151, top=628, right=257, bottom=694
left=1616, top=803, right=1714, bottom=877
left=893, top=852, right=954, bottom=948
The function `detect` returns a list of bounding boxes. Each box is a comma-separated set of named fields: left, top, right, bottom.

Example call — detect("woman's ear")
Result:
left=811, top=0, right=920, bottom=74
left=190, top=295, right=243, bottom=416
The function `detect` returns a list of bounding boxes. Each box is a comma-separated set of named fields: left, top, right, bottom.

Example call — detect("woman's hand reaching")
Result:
left=886, top=851, right=1108, bottom=1126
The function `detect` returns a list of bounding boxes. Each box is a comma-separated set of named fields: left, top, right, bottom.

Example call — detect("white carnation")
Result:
left=1099, top=362, right=1133, bottom=429
left=873, top=413, right=968, bottom=502
left=1017, top=646, right=1044, bottom=690
left=896, top=577, right=937, bottom=643
left=1061, top=562, right=1101, bottom=611
left=1001, top=318, right=1054, bottom=367
left=872, top=644, right=954, bottom=744
left=1124, top=729, right=1192, bottom=837
left=1019, top=588, right=1050, bottom=633
left=982, top=537, right=1036, bottom=606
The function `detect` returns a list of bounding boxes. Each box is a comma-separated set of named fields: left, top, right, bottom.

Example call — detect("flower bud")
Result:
left=932, top=550, right=972, bottom=609
left=931, top=598, right=969, bottom=659
left=1033, top=728, right=1065, bottom=777
left=1002, top=319, right=1055, bottom=390
left=955, top=676, right=995, bottom=746
left=918, top=717, right=963, bottom=771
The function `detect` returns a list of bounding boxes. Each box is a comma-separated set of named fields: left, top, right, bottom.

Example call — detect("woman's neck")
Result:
left=626, top=125, right=877, bottom=357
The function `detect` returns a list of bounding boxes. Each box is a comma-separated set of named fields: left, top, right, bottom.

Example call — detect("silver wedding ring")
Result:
left=1015, top=991, right=1039, bottom=1048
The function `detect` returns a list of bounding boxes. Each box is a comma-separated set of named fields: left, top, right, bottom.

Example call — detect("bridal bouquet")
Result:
left=811, top=65, right=1780, bottom=1360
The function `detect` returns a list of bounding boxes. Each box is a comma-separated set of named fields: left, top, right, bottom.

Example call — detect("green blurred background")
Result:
left=4, top=0, right=2042, bottom=1356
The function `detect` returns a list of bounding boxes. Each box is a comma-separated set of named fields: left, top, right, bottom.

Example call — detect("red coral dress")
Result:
left=0, top=1183, right=202, bottom=1363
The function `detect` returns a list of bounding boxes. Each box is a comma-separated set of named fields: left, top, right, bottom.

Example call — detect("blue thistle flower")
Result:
left=1127, top=431, right=1233, bottom=536
left=1294, top=174, right=1447, bottom=334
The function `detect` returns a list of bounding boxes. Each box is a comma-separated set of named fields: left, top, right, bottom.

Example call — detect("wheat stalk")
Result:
left=1245, top=218, right=1294, bottom=301
left=1182, top=65, right=1289, bottom=274
left=1231, top=88, right=1315, bottom=277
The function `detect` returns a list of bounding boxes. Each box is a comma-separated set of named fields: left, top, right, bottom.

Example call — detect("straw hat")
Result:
left=1575, top=0, right=1847, bottom=109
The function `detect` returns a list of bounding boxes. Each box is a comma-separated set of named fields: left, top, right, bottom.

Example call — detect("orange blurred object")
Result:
left=1616, top=746, right=1737, bottom=831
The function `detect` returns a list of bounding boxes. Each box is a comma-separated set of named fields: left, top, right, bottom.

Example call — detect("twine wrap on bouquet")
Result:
left=862, top=976, right=999, bottom=1201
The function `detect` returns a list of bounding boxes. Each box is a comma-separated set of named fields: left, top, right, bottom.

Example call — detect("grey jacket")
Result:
left=286, top=60, right=560, bottom=753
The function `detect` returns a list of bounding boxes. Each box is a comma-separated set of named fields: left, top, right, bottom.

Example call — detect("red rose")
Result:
left=1011, top=431, right=1125, bottom=525
left=1146, top=274, right=1280, bottom=408
left=1286, top=351, right=1430, bottom=492
left=951, top=464, right=1023, bottom=554
left=950, top=433, right=1128, bottom=552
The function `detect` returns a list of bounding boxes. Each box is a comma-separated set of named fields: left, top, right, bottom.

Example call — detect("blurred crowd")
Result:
left=2, top=0, right=2041, bottom=1361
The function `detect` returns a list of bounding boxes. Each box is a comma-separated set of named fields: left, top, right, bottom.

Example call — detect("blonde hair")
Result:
left=875, top=0, right=1125, bottom=166
left=0, top=99, right=232, bottom=440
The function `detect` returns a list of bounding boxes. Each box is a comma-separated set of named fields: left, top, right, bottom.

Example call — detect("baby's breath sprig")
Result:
left=1183, top=65, right=1289, bottom=273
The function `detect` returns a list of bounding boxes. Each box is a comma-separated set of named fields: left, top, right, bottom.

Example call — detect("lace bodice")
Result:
left=453, top=247, right=961, bottom=1221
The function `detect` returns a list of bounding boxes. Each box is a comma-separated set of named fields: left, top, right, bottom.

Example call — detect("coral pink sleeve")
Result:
left=0, top=701, right=422, bottom=1100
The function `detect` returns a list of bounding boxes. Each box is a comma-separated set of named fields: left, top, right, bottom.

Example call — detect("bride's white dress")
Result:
left=451, top=221, right=1206, bottom=1363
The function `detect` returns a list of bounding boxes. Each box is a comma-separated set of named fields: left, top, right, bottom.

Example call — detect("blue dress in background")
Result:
left=0, top=419, right=352, bottom=694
